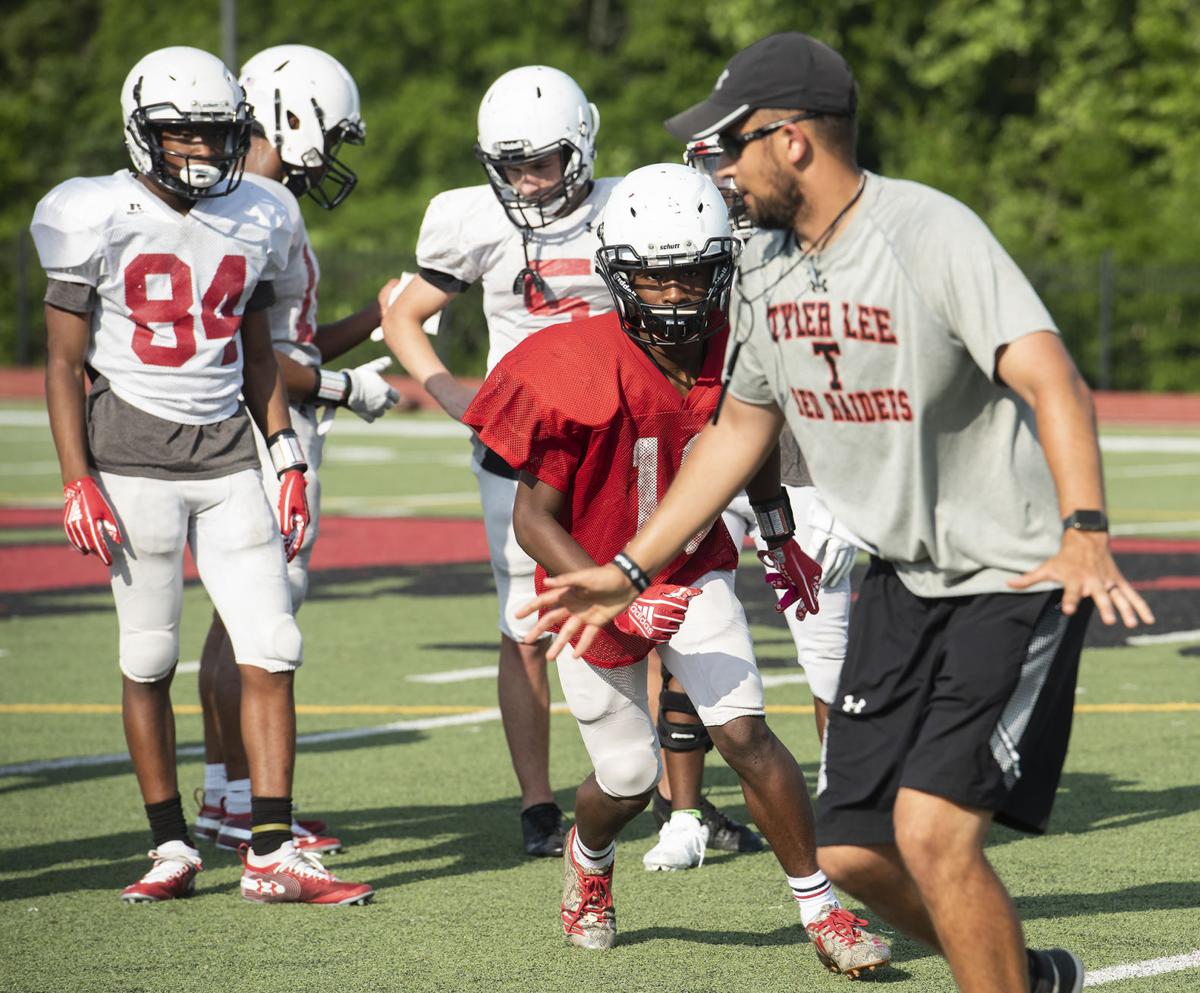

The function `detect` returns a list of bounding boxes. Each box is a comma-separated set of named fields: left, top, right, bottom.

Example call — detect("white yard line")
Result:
left=0, top=409, right=470, bottom=439
left=1111, top=519, right=1200, bottom=536
left=0, top=707, right=512, bottom=778
left=760, top=673, right=809, bottom=688
left=324, top=448, right=471, bottom=466
left=1, top=410, right=1192, bottom=447
left=1100, top=436, right=1200, bottom=454
left=175, top=660, right=200, bottom=674
left=1105, top=461, right=1200, bottom=478
left=0, top=411, right=51, bottom=427
left=291, top=708, right=504, bottom=745
left=1085, top=949, right=1200, bottom=986
left=407, top=665, right=498, bottom=684
left=1126, top=629, right=1200, bottom=646
left=0, top=461, right=61, bottom=476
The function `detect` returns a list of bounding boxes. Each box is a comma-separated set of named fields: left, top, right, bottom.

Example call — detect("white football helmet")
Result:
left=475, top=65, right=600, bottom=229
left=596, top=163, right=740, bottom=345
left=121, top=47, right=252, bottom=199
left=684, top=136, right=753, bottom=235
left=240, top=45, right=365, bottom=209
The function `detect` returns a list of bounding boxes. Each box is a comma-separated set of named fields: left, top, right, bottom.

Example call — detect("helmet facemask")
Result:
left=596, top=238, right=738, bottom=347
left=684, top=139, right=753, bottom=234
left=277, top=100, right=365, bottom=209
left=127, top=90, right=252, bottom=199
left=474, top=139, right=587, bottom=230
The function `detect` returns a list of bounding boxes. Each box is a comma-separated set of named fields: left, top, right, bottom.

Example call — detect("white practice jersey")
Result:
left=241, top=173, right=322, bottom=368
left=416, top=179, right=618, bottom=372
left=31, top=170, right=292, bottom=424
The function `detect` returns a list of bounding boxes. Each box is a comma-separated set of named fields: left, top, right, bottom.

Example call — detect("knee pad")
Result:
left=234, top=613, right=303, bottom=672
left=657, top=688, right=714, bottom=753
left=119, top=629, right=180, bottom=683
left=594, top=747, right=662, bottom=800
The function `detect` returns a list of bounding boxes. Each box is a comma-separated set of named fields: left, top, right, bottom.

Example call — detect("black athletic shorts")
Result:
left=816, top=559, right=1093, bottom=847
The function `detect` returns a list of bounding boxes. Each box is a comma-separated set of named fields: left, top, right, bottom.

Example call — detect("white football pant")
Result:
left=253, top=402, right=325, bottom=611
left=470, top=438, right=542, bottom=641
left=722, top=486, right=850, bottom=704
left=100, top=469, right=302, bottom=682
left=555, top=570, right=765, bottom=799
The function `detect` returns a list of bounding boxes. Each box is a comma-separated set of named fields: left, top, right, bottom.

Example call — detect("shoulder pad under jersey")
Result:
left=30, top=175, right=122, bottom=271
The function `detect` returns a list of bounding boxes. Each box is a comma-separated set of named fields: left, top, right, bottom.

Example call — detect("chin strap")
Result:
left=511, top=227, right=548, bottom=296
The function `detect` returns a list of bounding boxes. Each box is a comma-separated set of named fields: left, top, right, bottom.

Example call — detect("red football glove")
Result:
left=277, top=469, right=309, bottom=563
left=63, top=476, right=122, bottom=566
left=613, top=583, right=703, bottom=642
left=758, top=541, right=822, bottom=621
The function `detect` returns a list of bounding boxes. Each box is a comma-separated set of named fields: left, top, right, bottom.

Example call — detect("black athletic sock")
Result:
left=250, top=795, right=293, bottom=857
left=145, top=794, right=192, bottom=849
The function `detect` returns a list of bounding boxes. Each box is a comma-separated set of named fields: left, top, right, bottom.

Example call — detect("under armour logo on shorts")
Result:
left=842, top=695, right=866, bottom=714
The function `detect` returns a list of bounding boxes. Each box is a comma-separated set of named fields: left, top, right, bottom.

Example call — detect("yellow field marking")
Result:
left=1, top=702, right=1198, bottom=716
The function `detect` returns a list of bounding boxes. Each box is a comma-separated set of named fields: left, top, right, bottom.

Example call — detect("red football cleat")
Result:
left=239, top=842, right=373, bottom=905
left=193, top=788, right=225, bottom=844
left=295, top=816, right=327, bottom=835
left=120, top=841, right=203, bottom=903
left=216, top=813, right=342, bottom=853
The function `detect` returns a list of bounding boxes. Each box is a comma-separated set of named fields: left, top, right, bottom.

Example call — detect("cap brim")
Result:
left=664, top=98, right=752, bottom=141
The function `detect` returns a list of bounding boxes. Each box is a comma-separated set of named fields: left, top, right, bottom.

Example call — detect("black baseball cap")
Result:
left=665, top=32, right=857, bottom=141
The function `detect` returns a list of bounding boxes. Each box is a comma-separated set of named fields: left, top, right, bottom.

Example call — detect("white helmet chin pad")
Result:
left=474, top=65, right=599, bottom=228
left=240, top=45, right=365, bottom=209
left=596, top=163, right=740, bottom=345
left=120, top=46, right=251, bottom=200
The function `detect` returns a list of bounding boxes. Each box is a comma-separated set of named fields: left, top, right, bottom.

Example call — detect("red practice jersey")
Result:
left=464, top=312, right=737, bottom=667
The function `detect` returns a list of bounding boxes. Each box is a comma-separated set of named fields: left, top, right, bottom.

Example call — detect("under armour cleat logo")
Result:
left=842, top=695, right=866, bottom=714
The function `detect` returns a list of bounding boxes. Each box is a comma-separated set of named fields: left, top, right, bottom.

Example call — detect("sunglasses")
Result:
left=720, top=111, right=824, bottom=159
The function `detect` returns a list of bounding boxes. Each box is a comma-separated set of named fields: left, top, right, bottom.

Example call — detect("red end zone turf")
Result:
left=0, top=514, right=489, bottom=593
left=1, top=508, right=1196, bottom=595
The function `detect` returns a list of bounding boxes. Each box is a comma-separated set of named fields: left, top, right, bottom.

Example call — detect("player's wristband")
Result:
left=266, top=429, right=308, bottom=478
left=612, top=552, right=650, bottom=593
left=751, top=491, right=796, bottom=542
left=314, top=368, right=350, bottom=405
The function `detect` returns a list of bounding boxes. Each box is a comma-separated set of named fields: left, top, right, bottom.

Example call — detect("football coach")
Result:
left=518, top=31, right=1154, bottom=993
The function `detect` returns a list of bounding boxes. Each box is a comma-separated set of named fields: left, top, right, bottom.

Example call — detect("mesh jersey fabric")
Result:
left=415, top=180, right=618, bottom=373
left=464, top=311, right=737, bottom=667
left=31, top=170, right=292, bottom=425
left=241, top=173, right=321, bottom=367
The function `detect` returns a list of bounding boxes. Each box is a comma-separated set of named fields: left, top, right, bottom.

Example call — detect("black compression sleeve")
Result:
left=418, top=267, right=472, bottom=294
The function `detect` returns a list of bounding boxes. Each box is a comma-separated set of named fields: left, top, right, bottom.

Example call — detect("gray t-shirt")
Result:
left=88, top=376, right=259, bottom=480
left=728, top=173, right=1061, bottom=597
left=778, top=426, right=811, bottom=488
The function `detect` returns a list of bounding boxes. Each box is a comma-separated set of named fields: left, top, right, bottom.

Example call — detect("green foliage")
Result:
left=2, top=0, right=1198, bottom=385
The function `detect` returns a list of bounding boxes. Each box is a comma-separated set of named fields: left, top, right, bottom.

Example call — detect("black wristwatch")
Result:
left=1062, top=510, right=1108, bottom=532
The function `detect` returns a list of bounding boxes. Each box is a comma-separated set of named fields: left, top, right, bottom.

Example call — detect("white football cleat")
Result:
left=643, top=814, right=708, bottom=871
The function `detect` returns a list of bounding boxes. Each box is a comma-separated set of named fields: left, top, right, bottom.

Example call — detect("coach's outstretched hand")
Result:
left=517, top=564, right=640, bottom=659
left=1009, top=530, right=1155, bottom=628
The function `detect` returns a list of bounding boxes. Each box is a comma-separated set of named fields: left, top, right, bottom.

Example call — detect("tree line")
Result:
left=3, top=0, right=1197, bottom=387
